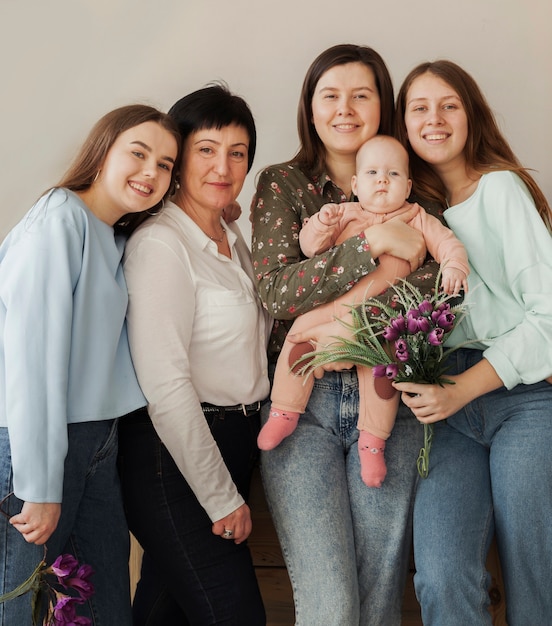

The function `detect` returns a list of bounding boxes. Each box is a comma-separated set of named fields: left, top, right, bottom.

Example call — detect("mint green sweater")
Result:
left=444, top=171, right=552, bottom=389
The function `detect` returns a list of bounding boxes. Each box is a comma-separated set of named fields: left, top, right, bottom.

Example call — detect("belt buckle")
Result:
left=242, top=401, right=261, bottom=416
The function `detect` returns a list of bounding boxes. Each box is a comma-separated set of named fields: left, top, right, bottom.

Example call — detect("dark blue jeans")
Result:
left=0, top=419, right=132, bottom=626
left=118, top=407, right=265, bottom=626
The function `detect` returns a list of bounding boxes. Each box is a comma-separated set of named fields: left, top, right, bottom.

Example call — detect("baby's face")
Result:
left=352, top=138, right=412, bottom=214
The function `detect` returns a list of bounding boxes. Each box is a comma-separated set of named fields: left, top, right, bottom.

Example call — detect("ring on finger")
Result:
left=222, top=529, right=234, bottom=539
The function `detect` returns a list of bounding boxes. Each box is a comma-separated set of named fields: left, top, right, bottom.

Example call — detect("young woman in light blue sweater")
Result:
left=0, top=105, right=180, bottom=626
left=394, top=61, right=552, bottom=625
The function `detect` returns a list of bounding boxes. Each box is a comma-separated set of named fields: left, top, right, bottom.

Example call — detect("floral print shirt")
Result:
left=251, top=161, right=444, bottom=361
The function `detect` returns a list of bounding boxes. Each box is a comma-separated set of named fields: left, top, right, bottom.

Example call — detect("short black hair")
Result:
left=169, top=83, right=256, bottom=172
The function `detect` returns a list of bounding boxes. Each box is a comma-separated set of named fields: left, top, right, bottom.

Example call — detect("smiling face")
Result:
left=404, top=72, right=469, bottom=176
left=175, top=124, right=250, bottom=217
left=311, top=62, right=381, bottom=163
left=89, top=121, right=177, bottom=225
left=352, top=137, right=412, bottom=214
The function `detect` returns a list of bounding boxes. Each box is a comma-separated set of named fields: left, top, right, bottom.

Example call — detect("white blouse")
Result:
left=123, top=201, right=270, bottom=521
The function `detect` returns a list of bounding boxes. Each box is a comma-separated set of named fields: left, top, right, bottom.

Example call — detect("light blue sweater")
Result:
left=444, top=171, right=552, bottom=389
left=0, top=188, right=145, bottom=502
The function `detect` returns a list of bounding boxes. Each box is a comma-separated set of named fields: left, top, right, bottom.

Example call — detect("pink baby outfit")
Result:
left=271, top=200, right=469, bottom=439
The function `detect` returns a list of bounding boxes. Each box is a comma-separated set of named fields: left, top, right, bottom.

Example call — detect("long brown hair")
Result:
left=395, top=60, right=551, bottom=229
left=56, top=104, right=181, bottom=234
left=293, top=44, right=395, bottom=176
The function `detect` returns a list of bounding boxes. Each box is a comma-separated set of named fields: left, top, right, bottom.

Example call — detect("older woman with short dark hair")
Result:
left=118, top=84, right=269, bottom=625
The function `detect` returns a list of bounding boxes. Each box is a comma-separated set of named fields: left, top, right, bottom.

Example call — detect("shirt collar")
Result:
left=318, top=169, right=352, bottom=202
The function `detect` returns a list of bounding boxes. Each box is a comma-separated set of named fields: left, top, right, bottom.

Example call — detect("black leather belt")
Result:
left=201, top=401, right=262, bottom=416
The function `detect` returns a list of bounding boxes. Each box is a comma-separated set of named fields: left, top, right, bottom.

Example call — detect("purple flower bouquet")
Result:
left=0, top=547, right=94, bottom=625
left=293, top=272, right=467, bottom=477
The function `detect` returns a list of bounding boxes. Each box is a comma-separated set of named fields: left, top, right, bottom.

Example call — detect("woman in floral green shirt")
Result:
left=251, top=44, right=440, bottom=625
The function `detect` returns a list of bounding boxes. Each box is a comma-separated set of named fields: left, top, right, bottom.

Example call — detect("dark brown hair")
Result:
left=293, top=44, right=395, bottom=176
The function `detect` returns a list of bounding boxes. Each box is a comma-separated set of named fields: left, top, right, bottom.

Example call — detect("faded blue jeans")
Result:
left=0, top=419, right=132, bottom=626
left=261, top=368, right=422, bottom=626
left=414, top=348, right=552, bottom=626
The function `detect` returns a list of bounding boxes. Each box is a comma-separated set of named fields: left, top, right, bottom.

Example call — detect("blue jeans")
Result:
left=261, top=368, right=422, bottom=626
left=118, top=407, right=265, bottom=626
left=0, top=419, right=132, bottom=626
left=413, top=348, right=552, bottom=626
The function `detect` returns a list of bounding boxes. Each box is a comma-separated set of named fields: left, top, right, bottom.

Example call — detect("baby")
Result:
left=258, top=135, right=469, bottom=487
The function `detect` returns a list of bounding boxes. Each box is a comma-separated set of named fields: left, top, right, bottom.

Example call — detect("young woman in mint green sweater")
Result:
left=394, top=60, right=552, bottom=626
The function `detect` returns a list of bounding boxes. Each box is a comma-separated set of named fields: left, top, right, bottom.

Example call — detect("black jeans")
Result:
left=118, top=407, right=265, bottom=626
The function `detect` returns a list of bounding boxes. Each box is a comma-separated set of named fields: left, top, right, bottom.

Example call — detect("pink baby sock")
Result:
left=257, top=408, right=300, bottom=450
left=358, top=431, right=387, bottom=488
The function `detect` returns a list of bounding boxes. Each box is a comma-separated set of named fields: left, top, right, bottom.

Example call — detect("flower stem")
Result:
left=416, top=423, right=434, bottom=478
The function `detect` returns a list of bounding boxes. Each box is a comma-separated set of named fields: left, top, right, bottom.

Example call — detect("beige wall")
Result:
left=1, top=0, right=550, bottom=242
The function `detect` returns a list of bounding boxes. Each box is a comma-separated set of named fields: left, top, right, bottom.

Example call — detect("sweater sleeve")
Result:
left=123, top=231, right=245, bottom=522
left=479, top=176, right=552, bottom=387
left=1, top=213, right=82, bottom=502
left=299, top=205, right=341, bottom=257
left=251, top=167, right=376, bottom=321
left=416, top=206, right=470, bottom=276
left=446, top=171, right=552, bottom=388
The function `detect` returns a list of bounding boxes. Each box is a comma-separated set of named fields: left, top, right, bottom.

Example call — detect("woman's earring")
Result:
left=169, top=178, right=180, bottom=197
left=93, top=170, right=101, bottom=183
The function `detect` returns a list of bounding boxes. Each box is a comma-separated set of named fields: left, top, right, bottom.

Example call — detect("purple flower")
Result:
left=53, top=594, right=76, bottom=613
left=434, top=311, right=455, bottom=331
left=406, top=311, right=431, bottom=334
left=385, top=363, right=399, bottom=379
left=67, top=565, right=95, bottom=601
left=428, top=327, right=445, bottom=346
left=406, top=313, right=419, bottom=333
left=373, top=364, right=388, bottom=378
left=431, top=305, right=449, bottom=323
left=383, top=315, right=406, bottom=341
left=395, top=339, right=409, bottom=362
left=52, top=594, right=91, bottom=625
left=50, top=555, right=79, bottom=582
left=417, top=299, right=433, bottom=315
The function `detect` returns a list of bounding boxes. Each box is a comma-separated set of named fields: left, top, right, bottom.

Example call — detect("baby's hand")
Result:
left=441, top=268, right=468, bottom=296
left=222, top=201, right=241, bottom=223
left=318, top=203, right=343, bottom=227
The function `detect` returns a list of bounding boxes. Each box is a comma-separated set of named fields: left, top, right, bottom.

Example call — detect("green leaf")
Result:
left=0, top=559, right=44, bottom=603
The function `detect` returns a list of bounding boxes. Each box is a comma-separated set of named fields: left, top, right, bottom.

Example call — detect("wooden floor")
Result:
left=131, top=466, right=507, bottom=625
